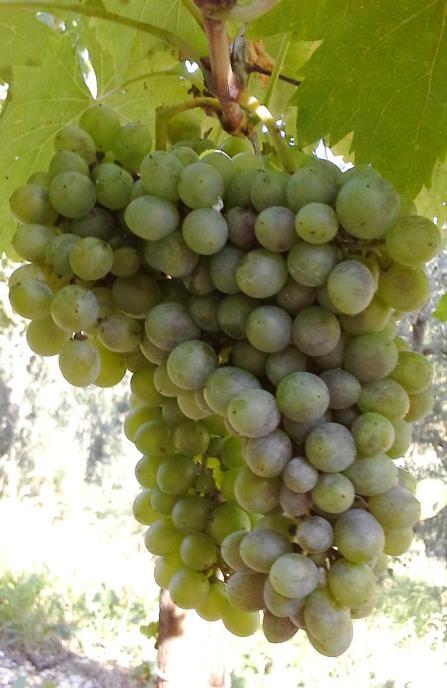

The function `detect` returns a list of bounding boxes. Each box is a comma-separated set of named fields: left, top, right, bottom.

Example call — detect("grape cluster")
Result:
left=8, top=103, right=437, bottom=656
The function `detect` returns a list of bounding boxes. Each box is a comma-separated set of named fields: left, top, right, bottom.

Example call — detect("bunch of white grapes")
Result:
left=8, top=103, right=438, bottom=656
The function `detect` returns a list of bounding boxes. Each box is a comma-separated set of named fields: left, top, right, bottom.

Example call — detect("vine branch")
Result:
left=0, top=1, right=202, bottom=61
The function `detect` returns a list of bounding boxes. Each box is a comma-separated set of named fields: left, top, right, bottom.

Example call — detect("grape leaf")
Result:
left=433, top=293, right=447, bottom=321
left=0, top=8, right=55, bottom=70
left=416, top=159, right=447, bottom=225
left=251, top=0, right=447, bottom=200
left=0, top=34, right=90, bottom=252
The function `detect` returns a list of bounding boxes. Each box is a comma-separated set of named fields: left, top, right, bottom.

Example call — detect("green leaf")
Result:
left=433, top=293, right=447, bottom=320
left=0, top=7, right=55, bottom=71
left=416, top=159, right=447, bottom=225
left=0, top=33, right=90, bottom=252
left=251, top=0, right=447, bottom=200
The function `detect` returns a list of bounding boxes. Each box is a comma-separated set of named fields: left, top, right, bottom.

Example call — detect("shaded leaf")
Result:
left=433, top=293, right=447, bottom=321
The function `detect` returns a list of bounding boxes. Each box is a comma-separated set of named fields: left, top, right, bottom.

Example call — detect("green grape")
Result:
left=236, top=249, right=288, bottom=298
left=295, top=202, right=339, bottom=244
left=26, top=317, right=69, bottom=356
left=307, top=624, right=353, bottom=657
left=130, top=366, right=163, bottom=405
left=245, top=305, right=292, bottom=353
left=145, top=302, right=200, bottom=351
left=313, top=333, right=347, bottom=370
left=287, top=158, right=340, bottom=211
left=172, top=495, right=211, bottom=533
left=344, top=333, right=398, bottom=383
left=148, top=485, right=177, bottom=515
left=333, top=509, right=385, bottom=564
left=269, top=552, right=319, bottom=598
left=177, top=390, right=210, bottom=420
left=80, top=103, right=120, bottom=152
left=263, top=578, right=303, bottom=618
left=368, top=486, right=420, bottom=529
left=388, top=419, right=412, bottom=458
left=179, top=532, right=217, bottom=571
left=327, top=260, right=376, bottom=315
left=13, top=223, right=54, bottom=263
left=383, top=527, right=414, bottom=555
left=304, top=587, right=352, bottom=644
left=50, top=285, right=98, bottom=332
left=305, top=422, right=356, bottom=473
left=98, top=313, right=141, bottom=353
left=174, top=146, right=199, bottom=166
left=311, top=474, right=355, bottom=514
left=225, top=206, right=258, bottom=249
left=177, top=161, right=224, bottom=209
left=319, top=368, right=361, bottom=410
left=351, top=412, right=395, bottom=456
left=204, top=366, right=260, bottom=415
left=224, top=170, right=255, bottom=207
left=276, top=372, right=330, bottom=422
left=153, top=362, right=183, bottom=398
left=226, top=571, right=266, bottom=611
left=182, top=208, right=228, bottom=254
left=344, top=453, right=397, bottom=496
left=221, top=468, right=239, bottom=503
left=141, top=151, right=184, bottom=203
left=45, top=233, right=79, bottom=276
left=48, top=150, right=89, bottom=180
left=10, top=183, right=58, bottom=225
left=244, top=430, right=292, bottom=478
left=132, top=490, right=158, bottom=525
left=209, top=245, right=244, bottom=294
left=153, top=554, right=183, bottom=589
left=250, top=170, right=289, bottom=212
left=221, top=136, right=254, bottom=157
left=188, top=294, right=221, bottom=332
left=144, top=519, right=183, bottom=556
left=94, top=163, right=133, bottom=210
left=296, top=516, right=333, bottom=553
left=333, top=407, right=358, bottom=428
left=405, top=388, right=434, bottom=422
left=276, top=280, right=315, bottom=315
left=196, top=580, right=227, bottom=621
left=279, top=484, right=312, bottom=518
left=221, top=436, right=245, bottom=468
left=28, top=171, right=50, bottom=187
left=161, top=398, right=185, bottom=427
left=265, top=346, right=306, bottom=386
left=397, top=468, right=417, bottom=494
left=199, top=150, right=235, bottom=190
left=125, top=196, right=179, bottom=240
left=113, top=122, right=152, bottom=172
left=377, top=264, right=430, bottom=311
left=156, top=454, right=197, bottom=496
left=208, top=504, right=251, bottom=544
left=145, top=230, right=199, bottom=278
left=134, top=420, right=174, bottom=457
left=262, top=612, right=298, bottom=643
left=358, top=379, right=410, bottom=421
left=49, top=172, right=96, bottom=218
left=221, top=530, right=252, bottom=571
left=222, top=605, right=260, bottom=637
left=385, top=215, right=441, bottom=266
left=124, top=406, right=162, bottom=441
left=112, top=273, right=161, bottom=319
left=55, top=125, right=96, bottom=164
left=182, top=259, right=214, bottom=296
left=140, top=334, right=168, bottom=365
left=9, top=277, right=53, bottom=320
left=372, top=552, right=389, bottom=576
left=336, top=175, right=401, bottom=239
left=217, top=294, right=258, bottom=339
left=135, top=455, right=163, bottom=489
left=71, top=206, right=115, bottom=241
left=232, top=152, right=264, bottom=172
left=126, top=349, right=148, bottom=373
left=58, top=338, right=100, bottom=387
left=228, top=389, right=280, bottom=438
left=293, top=306, right=341, bottom=357
left=287, top=241, right=338, bottom=287
left=68, top=237, right=113, bottom=280
left=283, top=457, right=318, bottom=493
left=234, top=467, right=280, bottom=514
left=239, top=529, right=292, bottom=573
left=327, top=559, right=376, bottom=608
left=167, top=340, right=217, bottom=390
left=167, top=110, right=201, bottom=144
left=390, top=351, right=433, bottom=394
left=339, top=297, right=392, bottom=336
left=94, top=342, right=127, bottom=387
left=173, top=420, right=210, bottom=455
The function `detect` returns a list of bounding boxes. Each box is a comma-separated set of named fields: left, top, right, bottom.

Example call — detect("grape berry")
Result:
left=8, top=103, right=435, bottom=657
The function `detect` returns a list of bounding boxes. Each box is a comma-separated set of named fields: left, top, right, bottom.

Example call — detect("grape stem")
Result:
left=155, top=97, right=221, bottom=150
left=2, top=1, right=202, bottom=62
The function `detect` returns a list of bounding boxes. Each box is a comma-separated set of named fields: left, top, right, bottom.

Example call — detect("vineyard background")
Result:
left=0, top=220, right=446, bottom=687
